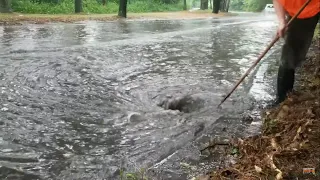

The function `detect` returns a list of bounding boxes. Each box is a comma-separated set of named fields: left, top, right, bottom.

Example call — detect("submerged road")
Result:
left=0, top=13, right=282, bottom=179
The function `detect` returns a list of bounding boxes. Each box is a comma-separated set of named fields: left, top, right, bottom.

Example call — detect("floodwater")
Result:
left=0, top=14, right=282, bottom=179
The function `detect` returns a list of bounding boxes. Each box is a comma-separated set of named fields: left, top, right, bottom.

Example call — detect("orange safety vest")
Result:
left=278, top=0, right=320, bottom=19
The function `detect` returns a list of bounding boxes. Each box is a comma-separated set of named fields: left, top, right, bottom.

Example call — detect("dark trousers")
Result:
left=276, top=13, right=319, bottom=103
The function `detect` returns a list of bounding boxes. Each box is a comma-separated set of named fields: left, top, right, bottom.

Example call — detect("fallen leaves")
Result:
left=308, top=77, right=320, bottom=87
left=254, top=165, right=262, bottom=173
left=210, top=39, right=320, bottom=180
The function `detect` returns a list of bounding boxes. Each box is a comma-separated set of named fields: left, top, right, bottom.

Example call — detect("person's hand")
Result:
left=277, top=22, right=287, bottom=38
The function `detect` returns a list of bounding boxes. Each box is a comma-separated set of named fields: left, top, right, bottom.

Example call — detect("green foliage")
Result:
left=12, top=0, right=73, bottom=14
left=230, top=147, right=240, bottom=156
left=10, top=0, right=183, bottom=14
left=119, top=168, right=148, bottom=180
left=229, top=0, right=244, bottom=11
left=243, top=0, right=272, bottom=12
left=127, top=1, right=184, bottom=13
left=229, top=0, right=272, bottom=12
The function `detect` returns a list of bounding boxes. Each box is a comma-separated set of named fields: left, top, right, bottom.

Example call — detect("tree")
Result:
left=212, top=0, right=220, bottom=13
left=75, top=0, right=83, bottom=13
left=200, top=0, right=208, bottom=10
left=0, top=0, right=11, bottom=13
left=226, top=0, right=230, bottom=12
left=220, top=0, right=230, bottom=12
left=118, top=0, right=127, bottom=18
left=230, top=0, right=272, bottom=12
left=245, top=0, right=272, bottom=11
left=229, top=0, right=245, bottom=11
left=183, top=0, right=187, bottom=10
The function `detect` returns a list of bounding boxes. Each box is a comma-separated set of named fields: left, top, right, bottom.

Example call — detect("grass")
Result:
left=0, top=10, right=234, bottom=25
left=11, top=0, right=185, bottom=14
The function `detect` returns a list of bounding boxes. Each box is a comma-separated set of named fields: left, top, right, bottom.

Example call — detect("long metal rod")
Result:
left=217, top=0, right=312, bottom=108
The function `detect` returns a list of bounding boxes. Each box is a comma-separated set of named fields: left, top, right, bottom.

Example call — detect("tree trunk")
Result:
left=102, top=0, right=106, bottom=6
left=75, top=0, right=83, bottom=13
left=0, top=0, right=11, bottom=13
left=183, top=0, right=187, bottom=10
left=200, top=0, right=208, bottom=10
left=118, top=0, right=127, bottom=18
left=212, top=0, right=220, bottom=13
left=226, top=0, right=230, bottom=12
left=220, top=0, right=225, bottom=12
left=209, top=0, right=212, bottom=9
left=204, top=1, right=208, bottom=9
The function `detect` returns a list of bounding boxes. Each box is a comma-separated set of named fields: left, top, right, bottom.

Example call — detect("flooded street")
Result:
left=0, top=14, right=282, bottom=179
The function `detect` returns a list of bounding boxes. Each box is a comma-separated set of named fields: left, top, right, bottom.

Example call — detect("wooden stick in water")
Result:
left=217, top=0, right=312, bottom=108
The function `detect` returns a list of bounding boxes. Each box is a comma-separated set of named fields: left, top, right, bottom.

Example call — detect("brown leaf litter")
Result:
left=209, top=38, right=320, bottom=179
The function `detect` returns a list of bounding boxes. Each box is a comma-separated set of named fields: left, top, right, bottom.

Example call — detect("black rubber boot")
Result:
left=276, top=66, right=295, bottom=104
left=266, top=67, right=295, bottom=109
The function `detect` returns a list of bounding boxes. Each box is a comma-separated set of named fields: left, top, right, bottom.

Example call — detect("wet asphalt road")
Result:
left=0, top=13, right=283, bottom=179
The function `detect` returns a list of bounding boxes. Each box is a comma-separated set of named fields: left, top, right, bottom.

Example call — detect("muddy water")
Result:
left=0, top=14, right=282, bottom=180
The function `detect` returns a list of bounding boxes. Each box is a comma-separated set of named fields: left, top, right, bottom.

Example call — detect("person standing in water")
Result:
left=273, top=0, right=319, bottom=105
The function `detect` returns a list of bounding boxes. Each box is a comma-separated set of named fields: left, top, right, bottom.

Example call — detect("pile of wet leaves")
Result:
left=209, top=38, right=320, bottom=179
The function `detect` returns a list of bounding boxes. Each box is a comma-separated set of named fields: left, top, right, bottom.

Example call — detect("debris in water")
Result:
left=1, top=107, right=9, bottom=111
